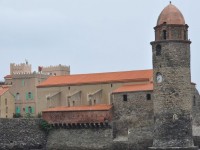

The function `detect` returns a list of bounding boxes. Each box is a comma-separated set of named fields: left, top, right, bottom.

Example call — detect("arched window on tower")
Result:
left=163, top=30, right=167, bottom=40
left=184, top=30, right=187, bottom=40
left=156, top=45, right=161, bottom=56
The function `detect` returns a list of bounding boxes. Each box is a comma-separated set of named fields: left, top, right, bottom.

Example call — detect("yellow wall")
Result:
left=37, top=81, right=149, bottom=114
left=0, top=91, right=15, bottom=118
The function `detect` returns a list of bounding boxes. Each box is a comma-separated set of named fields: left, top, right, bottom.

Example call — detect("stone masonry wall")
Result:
left=112, top=91, right=154, bottom=139
left=192, top=86, right=200, bottom=126
left=47, top=128, right=113, bottom=150
left=0, top=118, right=47, bottom=150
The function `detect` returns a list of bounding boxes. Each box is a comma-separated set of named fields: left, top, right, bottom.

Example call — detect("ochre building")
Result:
left=0, top=86, right=14, bottom=118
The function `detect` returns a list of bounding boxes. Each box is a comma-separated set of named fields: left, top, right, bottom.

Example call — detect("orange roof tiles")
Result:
left=43, top=104, right=113, bottom=112
left=113, top=83, right=153, bottom=93
left=0, top=87, right=9, bottom=96
left=38, top=69, right=153, bottom=87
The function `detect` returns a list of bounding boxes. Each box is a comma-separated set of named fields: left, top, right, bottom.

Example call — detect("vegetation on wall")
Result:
left=13, top=113, right=22, bottom=118
left=39, top=119, right=52, bottom=133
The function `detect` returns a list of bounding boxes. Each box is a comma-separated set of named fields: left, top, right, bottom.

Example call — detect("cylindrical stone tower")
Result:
left=149, top=3, right=198, bottom=150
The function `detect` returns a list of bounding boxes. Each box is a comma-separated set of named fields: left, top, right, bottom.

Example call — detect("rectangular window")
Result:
left=5, top=98, right=7, bottom=105
left=147, top=94, right=151, bottom=100
left=16, top=93, right=20, bottom=100
left=26, top=92, right=34, bottom=100
left=123, top=94, right=127, bottom=101
left=6, top=107, right=8, bottom=113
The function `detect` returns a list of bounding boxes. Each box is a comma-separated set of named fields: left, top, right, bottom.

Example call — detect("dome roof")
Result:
left=157, top=3, right=185, bottom=25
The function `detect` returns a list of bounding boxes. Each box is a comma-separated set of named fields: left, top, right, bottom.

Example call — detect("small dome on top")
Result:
left=157, top=3, right=185, bottom=25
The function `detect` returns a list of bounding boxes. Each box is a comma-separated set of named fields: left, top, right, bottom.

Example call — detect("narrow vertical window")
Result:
left=156, top=45, right=161, bottom=56
left=6, top=107, right=8, bottom=113
left=193, top=96, right=196, bottom=106
left=123, top=94, right=127, bottom=101
left=16, top=93, right=20, bottom=100
left=28, top=92, right=32, bottom=99
left=5, top=98, right=7, bottom=105
left=28, top=106, right=32, bottom=113
left=94, top=100, right=96, bottom=105
left=146, top=94, right=151, bottom=100
left=163, top=30, right=167, bottom=40
left=73, top=101, right=75, bottom=106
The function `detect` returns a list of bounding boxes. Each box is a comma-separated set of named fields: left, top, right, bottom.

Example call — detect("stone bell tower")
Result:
left=149, top=3, right=198, bottom=150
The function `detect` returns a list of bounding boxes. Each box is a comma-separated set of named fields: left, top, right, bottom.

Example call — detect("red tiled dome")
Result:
left=157, top=3, right=185, bottom=25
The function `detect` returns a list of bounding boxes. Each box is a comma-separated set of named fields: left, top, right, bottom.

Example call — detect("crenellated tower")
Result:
left=149, top=3, right=198, bottom=150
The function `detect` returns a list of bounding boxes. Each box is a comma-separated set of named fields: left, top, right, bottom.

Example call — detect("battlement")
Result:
left=10, top=63, right=32, bottom=75
left=40, top=64, right=70, bottom=76
left=12, top=72, right=49, bottom=79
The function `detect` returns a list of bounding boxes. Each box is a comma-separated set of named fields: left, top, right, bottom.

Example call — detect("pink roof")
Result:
left=43, top=104, right=113, bottom=112
left=113, top=83, right=153, bottom=93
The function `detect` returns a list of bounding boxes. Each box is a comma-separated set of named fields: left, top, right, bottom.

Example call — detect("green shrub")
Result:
left=39, top=119, right=52, bottom=133
left=37, top=112, right=42, bottom=118
left=25, top=113, right=33, bottom=118
left=13, top=113, right=22, bottom=118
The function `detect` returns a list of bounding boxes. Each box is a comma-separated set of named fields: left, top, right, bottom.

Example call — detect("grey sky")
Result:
left=0, top=0, right=199, bottom=90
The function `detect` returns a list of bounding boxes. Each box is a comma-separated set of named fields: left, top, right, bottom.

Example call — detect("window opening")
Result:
left=16, top=93, right=20, bottom=100
left=146, top=94, right=151, bottom=100
left=123, top=94, right=127, bottom=101
left=28, top=106, right=32, bottom=113
left=94, top=99, right=96, bottom=105
left=156, top=45, right=161, bottom=56
left=5, top=98, right=7, bottom=105
left=6, top=107, right=8, bottom=113
left=163, top=30, right=167, bottom=40
left=73, top=101, right=75, bottom=106
left=28, top=92, right=32, bottom=99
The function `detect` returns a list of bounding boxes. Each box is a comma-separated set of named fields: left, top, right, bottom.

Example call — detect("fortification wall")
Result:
left=47, top=128, right=113, bottom=150
left=0, top=118, right=47, bottom=150
left=0, top=118, right=200, bottom=150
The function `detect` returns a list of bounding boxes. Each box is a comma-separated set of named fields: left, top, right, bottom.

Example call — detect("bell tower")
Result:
left=149, top=3, right=198, bottom=150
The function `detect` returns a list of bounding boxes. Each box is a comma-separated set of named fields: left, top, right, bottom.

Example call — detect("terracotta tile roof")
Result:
left=43, top=104, right=113, bottom=112
left=4, top=75, right=12, bottom=79
left=157, top=3, right=185, bottom=25
left=113, top=83, right=153, bottom=93
left=38, top=69, right=153, bottom=87
left=0, top=87, right=9, bottom=96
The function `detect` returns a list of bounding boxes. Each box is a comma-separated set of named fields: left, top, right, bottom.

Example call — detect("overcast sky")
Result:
left=0, top=0, right=199, bottom=90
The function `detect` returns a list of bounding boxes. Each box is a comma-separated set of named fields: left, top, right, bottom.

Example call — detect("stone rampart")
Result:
left=0, top=118, right=200, bottom=150
left=0, top=118, right=47, bottom=150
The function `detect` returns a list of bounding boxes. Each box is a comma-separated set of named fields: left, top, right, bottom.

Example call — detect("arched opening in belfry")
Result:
left=163, top=30, right=167, bottom=40
left=184, top=30, right=187, bottom=40
left=156, top=44, right=161, bottom=56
